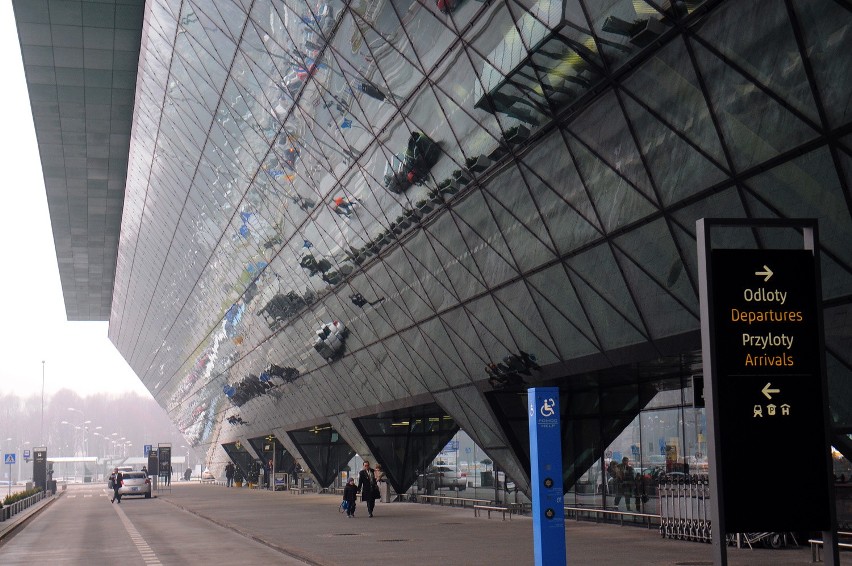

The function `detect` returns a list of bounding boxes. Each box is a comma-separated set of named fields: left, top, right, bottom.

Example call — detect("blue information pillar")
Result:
left=528, top=387, right=566, bottom=566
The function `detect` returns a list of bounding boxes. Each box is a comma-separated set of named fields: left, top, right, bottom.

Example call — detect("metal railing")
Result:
left=564, top=504, right=660, bottom=529
left=0, top=490, right=48, bottom=522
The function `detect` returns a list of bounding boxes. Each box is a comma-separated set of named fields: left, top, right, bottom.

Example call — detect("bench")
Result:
left=418, top=494, right=450, bottom=505
left=474, top=505, right=511, bottom=520
left=507, top=502, right=531, bottom=515
left=808, top=531, right=852, bottom=562
left=564, top=505, right=659, bottom=529
left=446, top=496, right=491, bottom=509
left=418, top=494, right=491, bottom=509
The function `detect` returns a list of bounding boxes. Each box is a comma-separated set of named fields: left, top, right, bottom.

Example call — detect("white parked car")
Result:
left=117, top=471, right=152, bottom=498
left=419, top=465, right=467, bottom=491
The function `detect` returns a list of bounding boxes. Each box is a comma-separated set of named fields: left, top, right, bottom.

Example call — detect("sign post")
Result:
left=33, top=448, right=47, bottom=491
left=4, top=453, right=15, bottom=497
left=698, top=219, right=838, bottom=565
left=158, top=444, right=172, bottom=488
left=528, top=387, right=566, bottom=566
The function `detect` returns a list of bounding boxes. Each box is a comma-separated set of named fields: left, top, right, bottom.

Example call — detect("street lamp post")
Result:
left=40, top=361, right=45, bottom=446
left=67, top=408, right=89, bottom=456
left=5, top=437, right=12, bottom=497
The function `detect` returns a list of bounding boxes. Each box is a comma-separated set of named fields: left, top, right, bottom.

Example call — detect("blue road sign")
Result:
left=23, top=449, right=31, bottom=459
left=144, top=444, right=152, bottom=457
left=4, top=453, right=15, bottom=465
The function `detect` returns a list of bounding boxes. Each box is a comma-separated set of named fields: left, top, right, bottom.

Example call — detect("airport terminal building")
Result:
left=13, top=0, right=851, bottom=513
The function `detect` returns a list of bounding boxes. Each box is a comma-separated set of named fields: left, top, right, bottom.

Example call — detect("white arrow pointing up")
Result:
left=755, top=265, right=773, bottom=282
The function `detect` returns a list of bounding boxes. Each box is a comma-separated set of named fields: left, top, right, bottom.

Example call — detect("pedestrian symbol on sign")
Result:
left=4, top=453, right=15, bottom=465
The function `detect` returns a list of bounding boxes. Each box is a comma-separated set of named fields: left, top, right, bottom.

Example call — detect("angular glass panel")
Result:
left=569, top=90, right=655, bottom=202
left=568, top=242, right=645, bottom=329
left=614, top=217, right=697, bottom=312
left=692, top=42, right=818, bottom=172
left=400, top=232, right=460, bottom=311
left=385, top=0, right=457, bottom=74
left=469, top=3, right=550, bottom=130
left=567, top=134, right=658, bottom=233
left=612, top=247, right=699, bottom=341
left=791, top=0, right=852, bottom=128
left=326, top=11, right=401, bottom=129
left=436, top=390, right=505, bottom=450
left=526, top=265, right=600, bottom=362
left=417, top=317, right=470, bottom=386
left=483, top=163, right=558, bottom=272
left=694, top=0, right=819, bottom=124
left=395, top=87, right=455, bottom=188
left=528, top=34, right=603, bottom=110
left=352, top=11, right=425, bottom=105
left=492, top=280, right=560, bottom=364
left=621, top=94, right=728, bottom=206
left=436, top=310, right=489, bottom=382
left=622, top=36, right=727, bottom=167
left=671, top=187, right=751, bottom=244
left=423, top=215, right=489, bottom=303
left=381, top=334, right=433, bottom=394
left=431, top=47, right=507, bottom=165
left=363, top=260, right=417, bottom=327
left=452, top=192, right=521, bottom=288
left=572, top=268, right=647, bottom=350
left=178, top=3, right=239, bottom=80
left=585, top=0, right=671, bottom=66
left=463, top=293, right=524, bottom=360
left=394, top=324, right=450, bottom=392
left=381, top=246, right=438, bottom=321
left=519, top=131, right=602, bottom=255
left=744, top=148, right=852, bottom=272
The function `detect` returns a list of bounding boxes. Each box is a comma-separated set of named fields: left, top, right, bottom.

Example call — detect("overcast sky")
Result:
left=0, top=3, right=151, bottom=399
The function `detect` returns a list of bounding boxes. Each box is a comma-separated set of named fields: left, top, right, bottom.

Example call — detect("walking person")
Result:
left=109, top=467, right=124, bottom=504
left=613, top=457, right=635, bottom=510
left=358, top=460, right=379, bottom=517
left=343, top=477, right=358, bottom=518
left=225, top=462, right=235, bottom=487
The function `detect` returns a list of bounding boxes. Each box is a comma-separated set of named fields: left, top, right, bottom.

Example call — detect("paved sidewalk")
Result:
left=157, top=483, right=833, bottom=565
left=0, top=493, right=58, bottom=542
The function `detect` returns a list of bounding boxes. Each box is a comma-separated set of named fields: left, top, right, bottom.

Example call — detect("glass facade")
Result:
left=96, top=0, right=850, bottom=495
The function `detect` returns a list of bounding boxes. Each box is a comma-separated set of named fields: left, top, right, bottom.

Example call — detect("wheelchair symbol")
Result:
left=540, top=398, right=555, bottom=418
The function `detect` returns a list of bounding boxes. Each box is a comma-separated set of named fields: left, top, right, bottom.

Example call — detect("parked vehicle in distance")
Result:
left=118, top=471, right=152, bottom=498
left=383, top=132, right=441, bottom=194
left=418, top=464, right=467, bottom=491
left=313, top=320, right=348, bottom=361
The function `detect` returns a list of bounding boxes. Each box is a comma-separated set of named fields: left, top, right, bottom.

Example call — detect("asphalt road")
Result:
left=0, top=483, right=306, bottom=565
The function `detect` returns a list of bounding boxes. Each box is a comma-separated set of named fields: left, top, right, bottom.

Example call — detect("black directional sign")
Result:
left=710, top=248, right=830, bottom=532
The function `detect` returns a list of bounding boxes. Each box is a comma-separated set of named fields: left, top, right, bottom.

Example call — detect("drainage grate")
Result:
left=675, top=562, right=713, bottom=565
left=377, top=539, right=411, bottom=543
left=331, top=533, right=362, bottom=537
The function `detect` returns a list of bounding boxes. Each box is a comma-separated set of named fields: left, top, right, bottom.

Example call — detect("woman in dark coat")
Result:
left=358, top=460, right=379, bottom=517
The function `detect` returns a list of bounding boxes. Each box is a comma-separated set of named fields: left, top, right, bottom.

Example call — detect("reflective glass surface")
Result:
left=102, top=0, right=850, bottom=478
